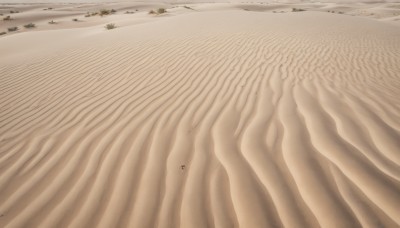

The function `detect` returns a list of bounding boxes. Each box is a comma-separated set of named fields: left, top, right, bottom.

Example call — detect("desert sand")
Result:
left=1, top=2, right=400, bottom=228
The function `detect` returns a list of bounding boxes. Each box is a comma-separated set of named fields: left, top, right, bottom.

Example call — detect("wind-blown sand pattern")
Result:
left=1, top=3, right=400, bottom=228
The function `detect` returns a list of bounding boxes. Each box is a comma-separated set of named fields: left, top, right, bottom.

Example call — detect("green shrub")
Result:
left=99, top=9, right=110, bottom=16
left=157, top=8, right=166, bottom=14
left=3, top=15, right=12, bottom=21
left=105, top=23, right=116, bottom=30
left=183, top=6, right=194, bottom=10
left=24, top=23, right=36, bottom=28
left=0, top=31, right=6, bottom=36
left=292, top=8, right=306, bottom=12
left=8, top=27, right=18, bottom=32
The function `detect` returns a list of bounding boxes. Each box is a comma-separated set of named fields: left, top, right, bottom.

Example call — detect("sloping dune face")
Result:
left=1, top=10, right=400, bottom=228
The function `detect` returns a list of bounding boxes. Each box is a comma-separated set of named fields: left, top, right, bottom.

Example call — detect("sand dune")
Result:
left=1, top=2, right=400, bottom=228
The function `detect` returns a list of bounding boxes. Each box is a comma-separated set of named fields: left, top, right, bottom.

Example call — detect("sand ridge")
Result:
left=1, top=2, right=400, bottom=228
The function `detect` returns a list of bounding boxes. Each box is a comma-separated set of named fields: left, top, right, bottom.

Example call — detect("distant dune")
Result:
left=1, top=2, right=400, bottom=228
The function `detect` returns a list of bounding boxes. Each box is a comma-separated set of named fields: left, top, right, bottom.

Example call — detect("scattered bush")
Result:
left=10, top=10, right=20, bottom=13
left=157, top=8, right=166, bottom=14
left=48, top=20, right=57, bottom=24
left=0, top=31, right=6, bottom=36
left=338, top=11, right=344, bottom=14
left=292, top=8, right=306, bottom=12
left=99, top=9, right=116, bottom=16
left=3, top=15, right=12, bottom=21
left=105, top=23, right=116, bottom=30
left=183, top=6, right=194, bottom=10
left=24, top=23, right=36, bottom=28
left=125, top=11, right=135, bottom=14
left=149, top=8, right=167, bottom=15
left=8, top=27, right=18, bottom=32
left=72, top=18, right=79, bottom=22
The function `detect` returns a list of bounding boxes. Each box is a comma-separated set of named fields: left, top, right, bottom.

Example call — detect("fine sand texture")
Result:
left=1, top=2, right=400, bottom=228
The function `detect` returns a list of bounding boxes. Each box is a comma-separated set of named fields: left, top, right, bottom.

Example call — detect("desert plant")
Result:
left=183, top=6, right=194, bottom=10
left=111, top=9, right=117, bottom=13
left=157, top=8, right=166, bottom=14
left=125, top=11, right=135, bottom=14
left=0, top=31, right=6, bottom=36
left=8, top=26, right=18, bottom=32
left=105, top=23, right=116, bottom=30
left=72, top=18, right=78, bottom=22
left=24, top=23, right=36, bottom=28
left=99, top=9, right=110, bottom=16
left=3, top=15, right=12, bottom=21
left=148, top=9, right=156, bottom=14
left=292, top=8, right=305, bottom=12
left=48, top=20, right=56, bottom=24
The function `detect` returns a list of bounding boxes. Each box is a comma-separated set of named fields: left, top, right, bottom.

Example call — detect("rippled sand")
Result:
left=1, top=2, right=400, bottom=228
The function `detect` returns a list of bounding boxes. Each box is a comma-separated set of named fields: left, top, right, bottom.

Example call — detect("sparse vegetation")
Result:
left=183, top=6, right=194, bottom=10
left=24, top=23, right=36, bottom=28
left=125, top=11, right=135, bottom=14
left=292, top=8, right=306, bottom=12
left=85, top=11, right=99, bottom=17
left=99, top=9, right=111, bottom=16
left=72, top=18, right=79, bottom=22
left=10, top=10, right=20, bottom=14
left=3, top=15, right=12, bottom=21
left=105, top=23, right=116, bottom=30
left=48, top=20, right=57, bottom=24
left=8, top=27, right=18, bottom=32
left=0, top=31, right=6, bottom=36
left=149, top=8, right=167, bottom=15
left=157, top=8, right=166, bottom=14
left=99, top=9, right=116, bottom=16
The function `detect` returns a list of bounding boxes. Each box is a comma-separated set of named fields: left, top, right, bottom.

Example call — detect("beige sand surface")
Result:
left=1, top=2, right=400, bottom=228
